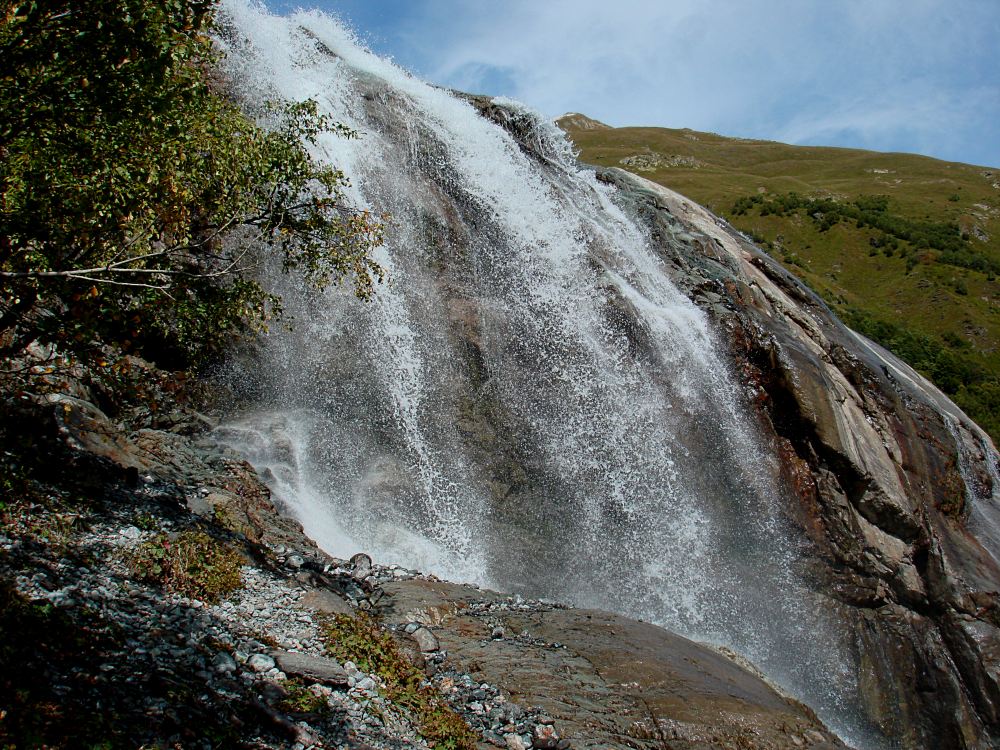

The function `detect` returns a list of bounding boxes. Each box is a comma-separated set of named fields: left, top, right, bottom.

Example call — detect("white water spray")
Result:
left=213, top=2, right=883, bottom=745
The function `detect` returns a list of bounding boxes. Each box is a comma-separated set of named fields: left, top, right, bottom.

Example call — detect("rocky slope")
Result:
left=592, top=167, right=1000, bottom=748
left=0, top=384, right=844, bottom=749
left=557, top=115, right=1000, bottom=443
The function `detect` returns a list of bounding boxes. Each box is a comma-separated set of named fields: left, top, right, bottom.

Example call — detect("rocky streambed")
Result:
left=0, top=388, right=845, bottom=749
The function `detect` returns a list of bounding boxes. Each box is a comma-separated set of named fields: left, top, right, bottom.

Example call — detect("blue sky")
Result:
left=265, top=0, right=1000, bottom=168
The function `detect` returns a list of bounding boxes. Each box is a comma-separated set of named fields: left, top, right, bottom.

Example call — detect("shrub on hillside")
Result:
left=322, top=614, right=477, bottom=749
left=731, top=192, right=995, bottom=275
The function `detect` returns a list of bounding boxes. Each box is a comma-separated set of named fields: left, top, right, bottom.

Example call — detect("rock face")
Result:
left=599, top=168, right=1000, bottom=749
left=0, top=386, right=843, bottom=749
left=554, top=112, right=612, bottom=131
left=379, top=578, right=847, bottom=749
left=215, top=15, right=999, bottom=744
left=619, top=153, right=703, bottom=171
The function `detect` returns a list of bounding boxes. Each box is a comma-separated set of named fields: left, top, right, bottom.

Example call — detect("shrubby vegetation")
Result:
left=0, top=0, right=383, bottom=378
left=732, top=192, right=997, bottom=276
left=126, top=529, right=244, bottom=602
left=323, top=614, right=477, bottom=750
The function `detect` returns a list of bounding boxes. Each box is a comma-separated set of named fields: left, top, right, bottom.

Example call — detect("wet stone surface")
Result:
left=0, top=417, right=577, bottom=749
left=0, top=402, right=847, bottom=748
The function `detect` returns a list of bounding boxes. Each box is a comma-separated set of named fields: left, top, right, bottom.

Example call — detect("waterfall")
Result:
left=212, top=2, right=882, bottom=746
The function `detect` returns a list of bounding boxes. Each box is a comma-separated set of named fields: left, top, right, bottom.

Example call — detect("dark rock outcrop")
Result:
left=601, top=168, right=1000, bottom=749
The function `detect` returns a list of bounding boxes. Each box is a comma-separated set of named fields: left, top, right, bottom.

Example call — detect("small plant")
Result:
left=277, top=681, right=329, bottom=715
left=132, top=511, right=159, bottom=531
left=322, top=614, right=476, bottom=750
left=126, top=530, right=243, bottom=602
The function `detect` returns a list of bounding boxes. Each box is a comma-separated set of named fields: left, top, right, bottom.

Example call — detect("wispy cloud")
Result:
left=372, top=0, right=1000, bottom=167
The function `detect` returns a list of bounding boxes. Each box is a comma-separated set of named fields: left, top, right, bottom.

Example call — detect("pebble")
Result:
left=247, top=653, right=276, bottom=673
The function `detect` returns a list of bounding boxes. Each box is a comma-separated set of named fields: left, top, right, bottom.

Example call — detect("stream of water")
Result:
left=213, top=3, right=885, bottom=745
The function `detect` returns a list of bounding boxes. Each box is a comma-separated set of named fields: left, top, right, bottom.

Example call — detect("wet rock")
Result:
left=601, top=167, right=1000, bottom=749
left=349, top=552, right=372, bottom=581
left=379, top=578, right=847, bottom=748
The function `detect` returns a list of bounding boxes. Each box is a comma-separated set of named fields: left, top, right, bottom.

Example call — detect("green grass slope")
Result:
left=558, top=116, right=1000, bottom=441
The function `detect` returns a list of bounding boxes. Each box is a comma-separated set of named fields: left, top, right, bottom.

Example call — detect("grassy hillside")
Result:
left=559, top=116, right=1000, bottom=441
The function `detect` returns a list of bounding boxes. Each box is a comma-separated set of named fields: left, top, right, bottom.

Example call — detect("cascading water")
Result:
left=213, top=2, right=882, bottom=746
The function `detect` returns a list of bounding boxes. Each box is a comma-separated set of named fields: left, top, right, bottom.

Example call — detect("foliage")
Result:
left=276, top=680, right=330, bottom=715
left=0, top=0, right=384, bottom=374
left=125, top=529, right=243, bottom=602
left=731, top=192, right=997, bottom=275
left=322, top=614, right=477, bottom=750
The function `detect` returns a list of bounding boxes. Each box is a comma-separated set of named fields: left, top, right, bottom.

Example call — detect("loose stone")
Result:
left=411, top=626, right=439, bottom=653
left=349, top=552, right=373, bottom=580
left=247, top=653, right=276, bottom=673
left=212, top=652, right=237, bottom=674
left=532, top=724, right=559, bottom=749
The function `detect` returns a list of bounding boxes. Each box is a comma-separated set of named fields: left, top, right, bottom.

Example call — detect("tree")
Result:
left=0, top=0, right=383, bottom=372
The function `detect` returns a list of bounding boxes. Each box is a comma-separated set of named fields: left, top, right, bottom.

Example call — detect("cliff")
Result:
left=4, top=3, right=1000, bottom=748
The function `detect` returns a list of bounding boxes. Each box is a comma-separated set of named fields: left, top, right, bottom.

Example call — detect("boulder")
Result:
left=379, top=578, right=848, bottom=749
left=271, top=651, right=349, bottom=686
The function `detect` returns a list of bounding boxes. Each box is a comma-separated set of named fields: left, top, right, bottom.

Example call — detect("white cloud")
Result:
left=389, top=0, right=1000, bottom=166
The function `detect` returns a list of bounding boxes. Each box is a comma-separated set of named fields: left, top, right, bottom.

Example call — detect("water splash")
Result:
left=214, top=1, right=881, bottom=745
left=946, top=415, right=1000, bottom=566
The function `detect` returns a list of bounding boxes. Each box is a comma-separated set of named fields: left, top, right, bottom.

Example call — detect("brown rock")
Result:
left=297, top=589, right=354, bottom=616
